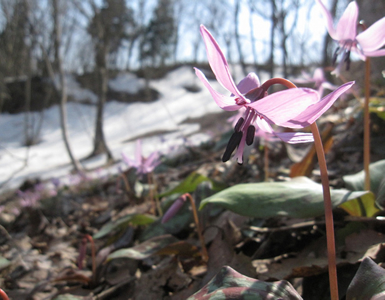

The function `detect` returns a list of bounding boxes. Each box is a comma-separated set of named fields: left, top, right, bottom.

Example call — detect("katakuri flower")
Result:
left=316, top=0, right=385, bottom=76
left=194, top=25, right=354, bottom=164
left=292, top=68, right=338, bottom=97
left=122, top=140, right=160, bottom=175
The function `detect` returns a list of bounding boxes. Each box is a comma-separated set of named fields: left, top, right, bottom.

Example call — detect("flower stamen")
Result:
left=222, top=131, right=243, bottom=162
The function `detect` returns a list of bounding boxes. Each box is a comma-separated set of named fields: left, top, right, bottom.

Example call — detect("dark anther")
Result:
left=332, top=47, right=340, bottom=65
left=345, top=51, right=351, bottom=71
left=246, top=125, right=255, bottom=145
left=234, top=117, right=244, bottom=132
left=222, top=131, right=243, bottom=162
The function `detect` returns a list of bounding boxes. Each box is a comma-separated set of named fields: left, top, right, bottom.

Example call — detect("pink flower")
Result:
left=122, top=140, right=160, bottom=175
left=292, top=68, right=338, bottom=96
left=195, top=25, right=354, bottom=164
left=316, top=0, right=385, bottom=75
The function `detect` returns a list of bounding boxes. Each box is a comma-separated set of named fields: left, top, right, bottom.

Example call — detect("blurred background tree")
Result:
left=0, top=0, right=383, bottom=166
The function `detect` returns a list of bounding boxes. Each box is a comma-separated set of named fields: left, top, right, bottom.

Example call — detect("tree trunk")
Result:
left=322, top=0, right=338, bottom=68
left=234, top=0, right=248, bottom=76
left=268, top=0, right=277, bottom=78
left=279, top=10, right=288, bottom=78
left=91, top=45, right=113, bottom=161
left=53, top=0, right=84, bottom=172
left=248, top=0, right=258, bottom=69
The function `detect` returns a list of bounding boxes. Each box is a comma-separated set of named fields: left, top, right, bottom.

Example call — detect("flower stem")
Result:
left=364, top=58, right=371, bottom=191
left=0, top=289, right=9, bottom=300
left=310, top=123, right=339, bottom=300
left=262, top=78, right=339, bottom=300
left=148, top=172, right=163, bottom=216
left=185, top=193, right=209, bottom=262
left=84, top=235, right=97, bottom=284
left=120, top=172, right=131, bottom=194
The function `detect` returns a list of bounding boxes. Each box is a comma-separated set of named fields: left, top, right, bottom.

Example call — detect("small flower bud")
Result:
left=162, top=194, right=188, bottom=223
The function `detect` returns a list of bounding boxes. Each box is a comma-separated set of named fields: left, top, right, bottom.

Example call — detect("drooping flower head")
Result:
left=122, top=139, right=160, bottom=175
left=316, top=0, right=385, bottom=76
left=195, top=25, right=354, bottom=164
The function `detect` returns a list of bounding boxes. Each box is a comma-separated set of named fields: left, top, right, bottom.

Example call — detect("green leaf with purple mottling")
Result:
left=187, top=266, right=302, bottom=300
left=93, top=213, right=157, bottom=239
left=200, top=177, right=369, bottom=219
left=346, top=257, right=385, bottom=300
left=107, top=234, right=179, bottom=261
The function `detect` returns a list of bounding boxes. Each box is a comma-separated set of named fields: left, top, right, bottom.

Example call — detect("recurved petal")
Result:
left=321, top=81, right=338, bottom=91
left=236, top=73, right=260, bottom=94
left=335, top=1, right=358, bottom=41
left=135, top=139, right=143, bottom=164
left=275, top=132, right=314, bottom=143
left=195, top=68, right=240, bottom=111
left=122, top=152, right=139, bottom=168
left=200, top=25, right=245, bottom=101
left=144, top=151, right=160, bottom=172
left=248, top=88, right=319, bottom=126
left=363, top=48, right=385, bottom=57
left=313, top=68, right=325, bottom=83
left=316, top=0, right=338, bottom=40
left=280, top=81, right=354, bottom=128
left=357, top=17, right=385, bottom=53
left=256, top=117, right=274, bottom=134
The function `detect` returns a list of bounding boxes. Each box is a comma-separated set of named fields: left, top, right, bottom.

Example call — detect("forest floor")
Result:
left=1, top=95, right=385, bottom=300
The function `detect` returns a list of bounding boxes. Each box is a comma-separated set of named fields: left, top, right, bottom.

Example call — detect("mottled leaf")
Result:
left=200, top=177, right=370, bottom=219
left=93, top=214, right=157, bottom=239
left=159, top=172, right=224, bottom=198
left=346, top=257, right=385, bottom=300
left=187, top=266, right=302, bottom=300
left=107, top=234, right=179, bottom=261
left=343, top=159, right=385, bottom=207
left=338, top=192, right=380, bottom=217
left=369, top=97, right=385, bottom=120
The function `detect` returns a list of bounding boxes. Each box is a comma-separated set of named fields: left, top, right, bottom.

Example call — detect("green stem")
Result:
left=364, top=58, right=371, bottom=191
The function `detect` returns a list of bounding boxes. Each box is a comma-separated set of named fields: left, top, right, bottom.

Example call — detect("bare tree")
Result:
left=321, top=0, right=338, bottom=68
left=52, top=0, right=84, bottom=172
left=250, top=0, right=278, bottom=78
left=234, top=0, right=248, bottom=76
left=248, top=0, right=258, bottom=69
left=72, top=0, right=134, bottom=161
left=276, top=0, right=301, bottom=77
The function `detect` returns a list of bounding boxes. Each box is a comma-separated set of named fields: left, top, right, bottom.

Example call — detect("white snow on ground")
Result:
left=109, top=72, right=145, bottom=94
left=0, top=66, right=235, bottom=192
left=65, top=74, right=98, bottom=104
